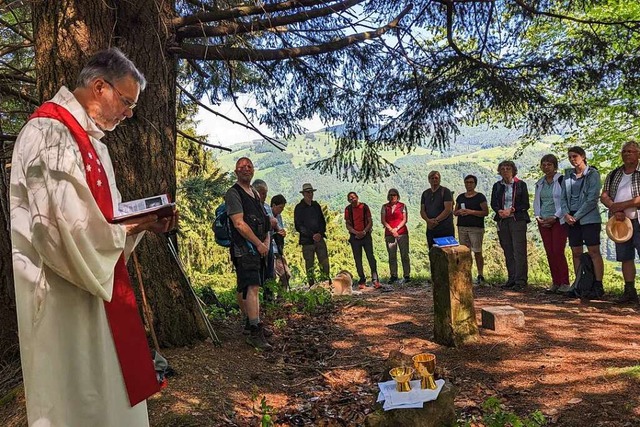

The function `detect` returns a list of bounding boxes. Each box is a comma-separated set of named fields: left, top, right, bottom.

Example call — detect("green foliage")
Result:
left=281, top=287, right=333, bottom=314
left=606, top=365, right=640, bottom=380
left=458, top=396, right=547, bottom=427
left=250, top=388, right=274, bottom=427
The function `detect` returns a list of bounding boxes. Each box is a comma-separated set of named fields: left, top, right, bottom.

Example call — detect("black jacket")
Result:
left=490, top=178, right=531, bottom=223
left=294, top=200, right=327, bottom=245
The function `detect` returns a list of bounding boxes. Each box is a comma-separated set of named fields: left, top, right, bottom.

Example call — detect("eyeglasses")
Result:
left=388, top=193, right=399, bottom=197
left=103, top=79, right=137, bottom=110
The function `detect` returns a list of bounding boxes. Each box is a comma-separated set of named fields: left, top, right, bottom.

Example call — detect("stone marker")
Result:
left=430, top=245, right=479, bottom=347
left=365, top=350, right=457, bottom=427
left=481, top=305, right=525, bottom=332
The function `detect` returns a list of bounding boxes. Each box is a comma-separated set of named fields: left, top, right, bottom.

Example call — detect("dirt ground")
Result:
left=2, top=282, right=640, bottom=426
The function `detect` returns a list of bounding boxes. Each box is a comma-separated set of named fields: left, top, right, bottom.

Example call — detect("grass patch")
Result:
left=606, top=365, right=640, bottom=380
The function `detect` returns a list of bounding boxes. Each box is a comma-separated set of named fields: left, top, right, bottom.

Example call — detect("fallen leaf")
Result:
left=568, top=398, right=583, bottom=404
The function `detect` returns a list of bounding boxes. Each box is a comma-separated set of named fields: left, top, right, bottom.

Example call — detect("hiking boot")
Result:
left=512, top=282, right=526, bottom=291
left=544, top=284, right=560, bottom=294
left=373, top=280, right=382, bottom=289
left=244, top=319, right=272, bottom=337
left=358, top=278, right=366, bottom=290
left=615, top=284, right=639, bottom=305
left=475, top=275, right=486, bottom=286
left=262, top=324, right=274, bottom=337
left=557, top=284, right=572, bottom=293
left=388, top=276, right=398, bottom=285
left=246, top=324, right=273, bottom=351
left=400, top=276, right=411, bottom=285
left=500, top=281, right=515, bottom=289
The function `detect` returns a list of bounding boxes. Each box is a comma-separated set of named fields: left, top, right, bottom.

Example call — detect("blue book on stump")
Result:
left=433, top=236, right=459, bottom=248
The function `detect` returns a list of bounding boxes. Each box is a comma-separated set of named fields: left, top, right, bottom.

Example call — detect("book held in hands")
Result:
left=112, top=194, right=175, bottom=223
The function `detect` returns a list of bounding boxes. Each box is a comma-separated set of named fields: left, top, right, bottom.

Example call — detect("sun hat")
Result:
left=300, top=183, right=317, bottom=193
left=606, top=216, right=633, bottom=243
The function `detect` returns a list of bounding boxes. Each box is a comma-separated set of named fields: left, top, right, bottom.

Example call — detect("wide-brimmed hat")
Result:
left=300, top=183, right=317, bottom=193
left=606, top=216, right=633, bottom=243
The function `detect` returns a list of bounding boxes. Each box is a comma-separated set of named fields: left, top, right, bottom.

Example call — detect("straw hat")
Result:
left=606, top=216, right=633, bottom=243
left=300, top=183, right=317, bottom=193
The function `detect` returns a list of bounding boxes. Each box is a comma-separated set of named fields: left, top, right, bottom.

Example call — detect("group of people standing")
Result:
left=422, top=143, right=640, bottom=306
left=226, top=142, right=640, bottom=351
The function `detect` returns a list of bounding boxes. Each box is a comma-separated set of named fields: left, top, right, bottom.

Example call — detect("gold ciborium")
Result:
left=412, top=353, right=437, bottom=390
left=389, top=367, right=414, bottom=392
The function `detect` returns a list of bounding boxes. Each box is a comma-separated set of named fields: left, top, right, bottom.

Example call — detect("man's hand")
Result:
left=614, top=211, right=627, bottom=221
left=426, top=218, right=438, bottom=229
left=458, top=208, right=468, bottom=216
left=312, top=233, right=322, bottom=242
left=257, top=241, right=269, bottom=257
left=498, top=209, right=513, bottom=219
left=123, top=209, right=177, bottom=236
left=277, top=229, right=287, bottom=238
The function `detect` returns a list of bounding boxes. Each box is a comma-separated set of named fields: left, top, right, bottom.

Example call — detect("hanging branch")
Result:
left=177, top=129, right=232, bottom=152
left=170, top=4, right=412, bottom=61
left=176, top=0, right=366, bottom=39
left=171, top=0, right=332, bottom=27
left=177, top=83, right=285, bottom=147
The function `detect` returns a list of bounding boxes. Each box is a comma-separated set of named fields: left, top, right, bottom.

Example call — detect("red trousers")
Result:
left=538, top=221, right=570, bottom=286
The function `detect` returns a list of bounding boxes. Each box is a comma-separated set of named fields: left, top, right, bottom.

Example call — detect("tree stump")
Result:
left=430, top=245, right=479, bottom=346
left=365, top=350, right=458, bottom=427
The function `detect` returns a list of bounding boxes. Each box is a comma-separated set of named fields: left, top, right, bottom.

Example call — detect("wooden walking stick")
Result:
left=132, top=250, right=160, bottom=353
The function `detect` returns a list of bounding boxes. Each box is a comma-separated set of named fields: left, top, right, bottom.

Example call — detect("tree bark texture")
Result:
left=0, top=0, right=206, bottom=357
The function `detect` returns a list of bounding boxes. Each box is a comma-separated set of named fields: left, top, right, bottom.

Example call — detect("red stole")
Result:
left=30, top=102, right=160, bottom=406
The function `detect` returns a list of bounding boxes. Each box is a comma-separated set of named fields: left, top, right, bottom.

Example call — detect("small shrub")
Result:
left=458, top=396, right=547, bottom=427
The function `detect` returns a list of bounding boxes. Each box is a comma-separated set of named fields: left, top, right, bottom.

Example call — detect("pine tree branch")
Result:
left=0, top=40, right=32, bottom=57
left=0, top=17, right=32, bottom=42
left=0, top=84, right=38, bottom=105
left=177, top=129, right=232, bottom=152
left=0, top=73, right=35, bottom=84
left=171, top=0, right=332, bottom=27
left=170, top=4, right=412, bottom=61
left=177, top=0, right=365, bottom=39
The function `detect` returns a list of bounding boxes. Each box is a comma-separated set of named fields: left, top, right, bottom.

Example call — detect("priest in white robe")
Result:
left=10, top=48, right=175, bottom=427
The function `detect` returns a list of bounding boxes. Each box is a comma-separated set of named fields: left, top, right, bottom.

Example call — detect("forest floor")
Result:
left=2, top=281, right=640, bottom=426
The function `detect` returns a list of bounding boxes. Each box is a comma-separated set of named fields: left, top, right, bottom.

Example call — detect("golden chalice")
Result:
left=412, top=353, right=437, bottom=390
left=389, top=366, right=414, bottom=392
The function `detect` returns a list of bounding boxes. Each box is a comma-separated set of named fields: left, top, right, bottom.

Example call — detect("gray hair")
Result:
left=77, top=48, right=146, bottom=90
left=252, top=179, right=268, bottom=192
left=622, top=139, right=640, bottom=151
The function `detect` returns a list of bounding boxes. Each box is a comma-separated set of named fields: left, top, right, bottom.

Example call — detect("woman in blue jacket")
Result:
left=490, top=160, right=530, bottom=290
left=560, top=146, right=604, bottom=293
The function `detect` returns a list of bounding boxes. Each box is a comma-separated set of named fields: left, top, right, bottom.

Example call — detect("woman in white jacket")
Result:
left=534, top=154, right=570, bottom=293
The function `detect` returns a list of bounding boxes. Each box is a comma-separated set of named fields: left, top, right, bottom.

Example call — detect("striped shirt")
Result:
left=603, top=163, right=640, bottom=201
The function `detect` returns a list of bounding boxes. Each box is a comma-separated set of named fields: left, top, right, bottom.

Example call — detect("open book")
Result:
left=112, top=194, right=175, bottom=223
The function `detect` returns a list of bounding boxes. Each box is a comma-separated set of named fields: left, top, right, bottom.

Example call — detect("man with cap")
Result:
left=294, top=183, right=331, bottom=286
left=601, top=140, right=640, bottom=304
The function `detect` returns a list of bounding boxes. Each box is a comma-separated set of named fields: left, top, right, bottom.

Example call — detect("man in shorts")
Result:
left=601, top=140, right=640, bottom=304
left=226, top=157, right=272, bottom=350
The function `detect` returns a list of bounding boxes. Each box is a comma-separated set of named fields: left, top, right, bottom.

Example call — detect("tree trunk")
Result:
left=0, top=162, right=18, bottom=364
left=29, top=0, right=204, bottom=348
